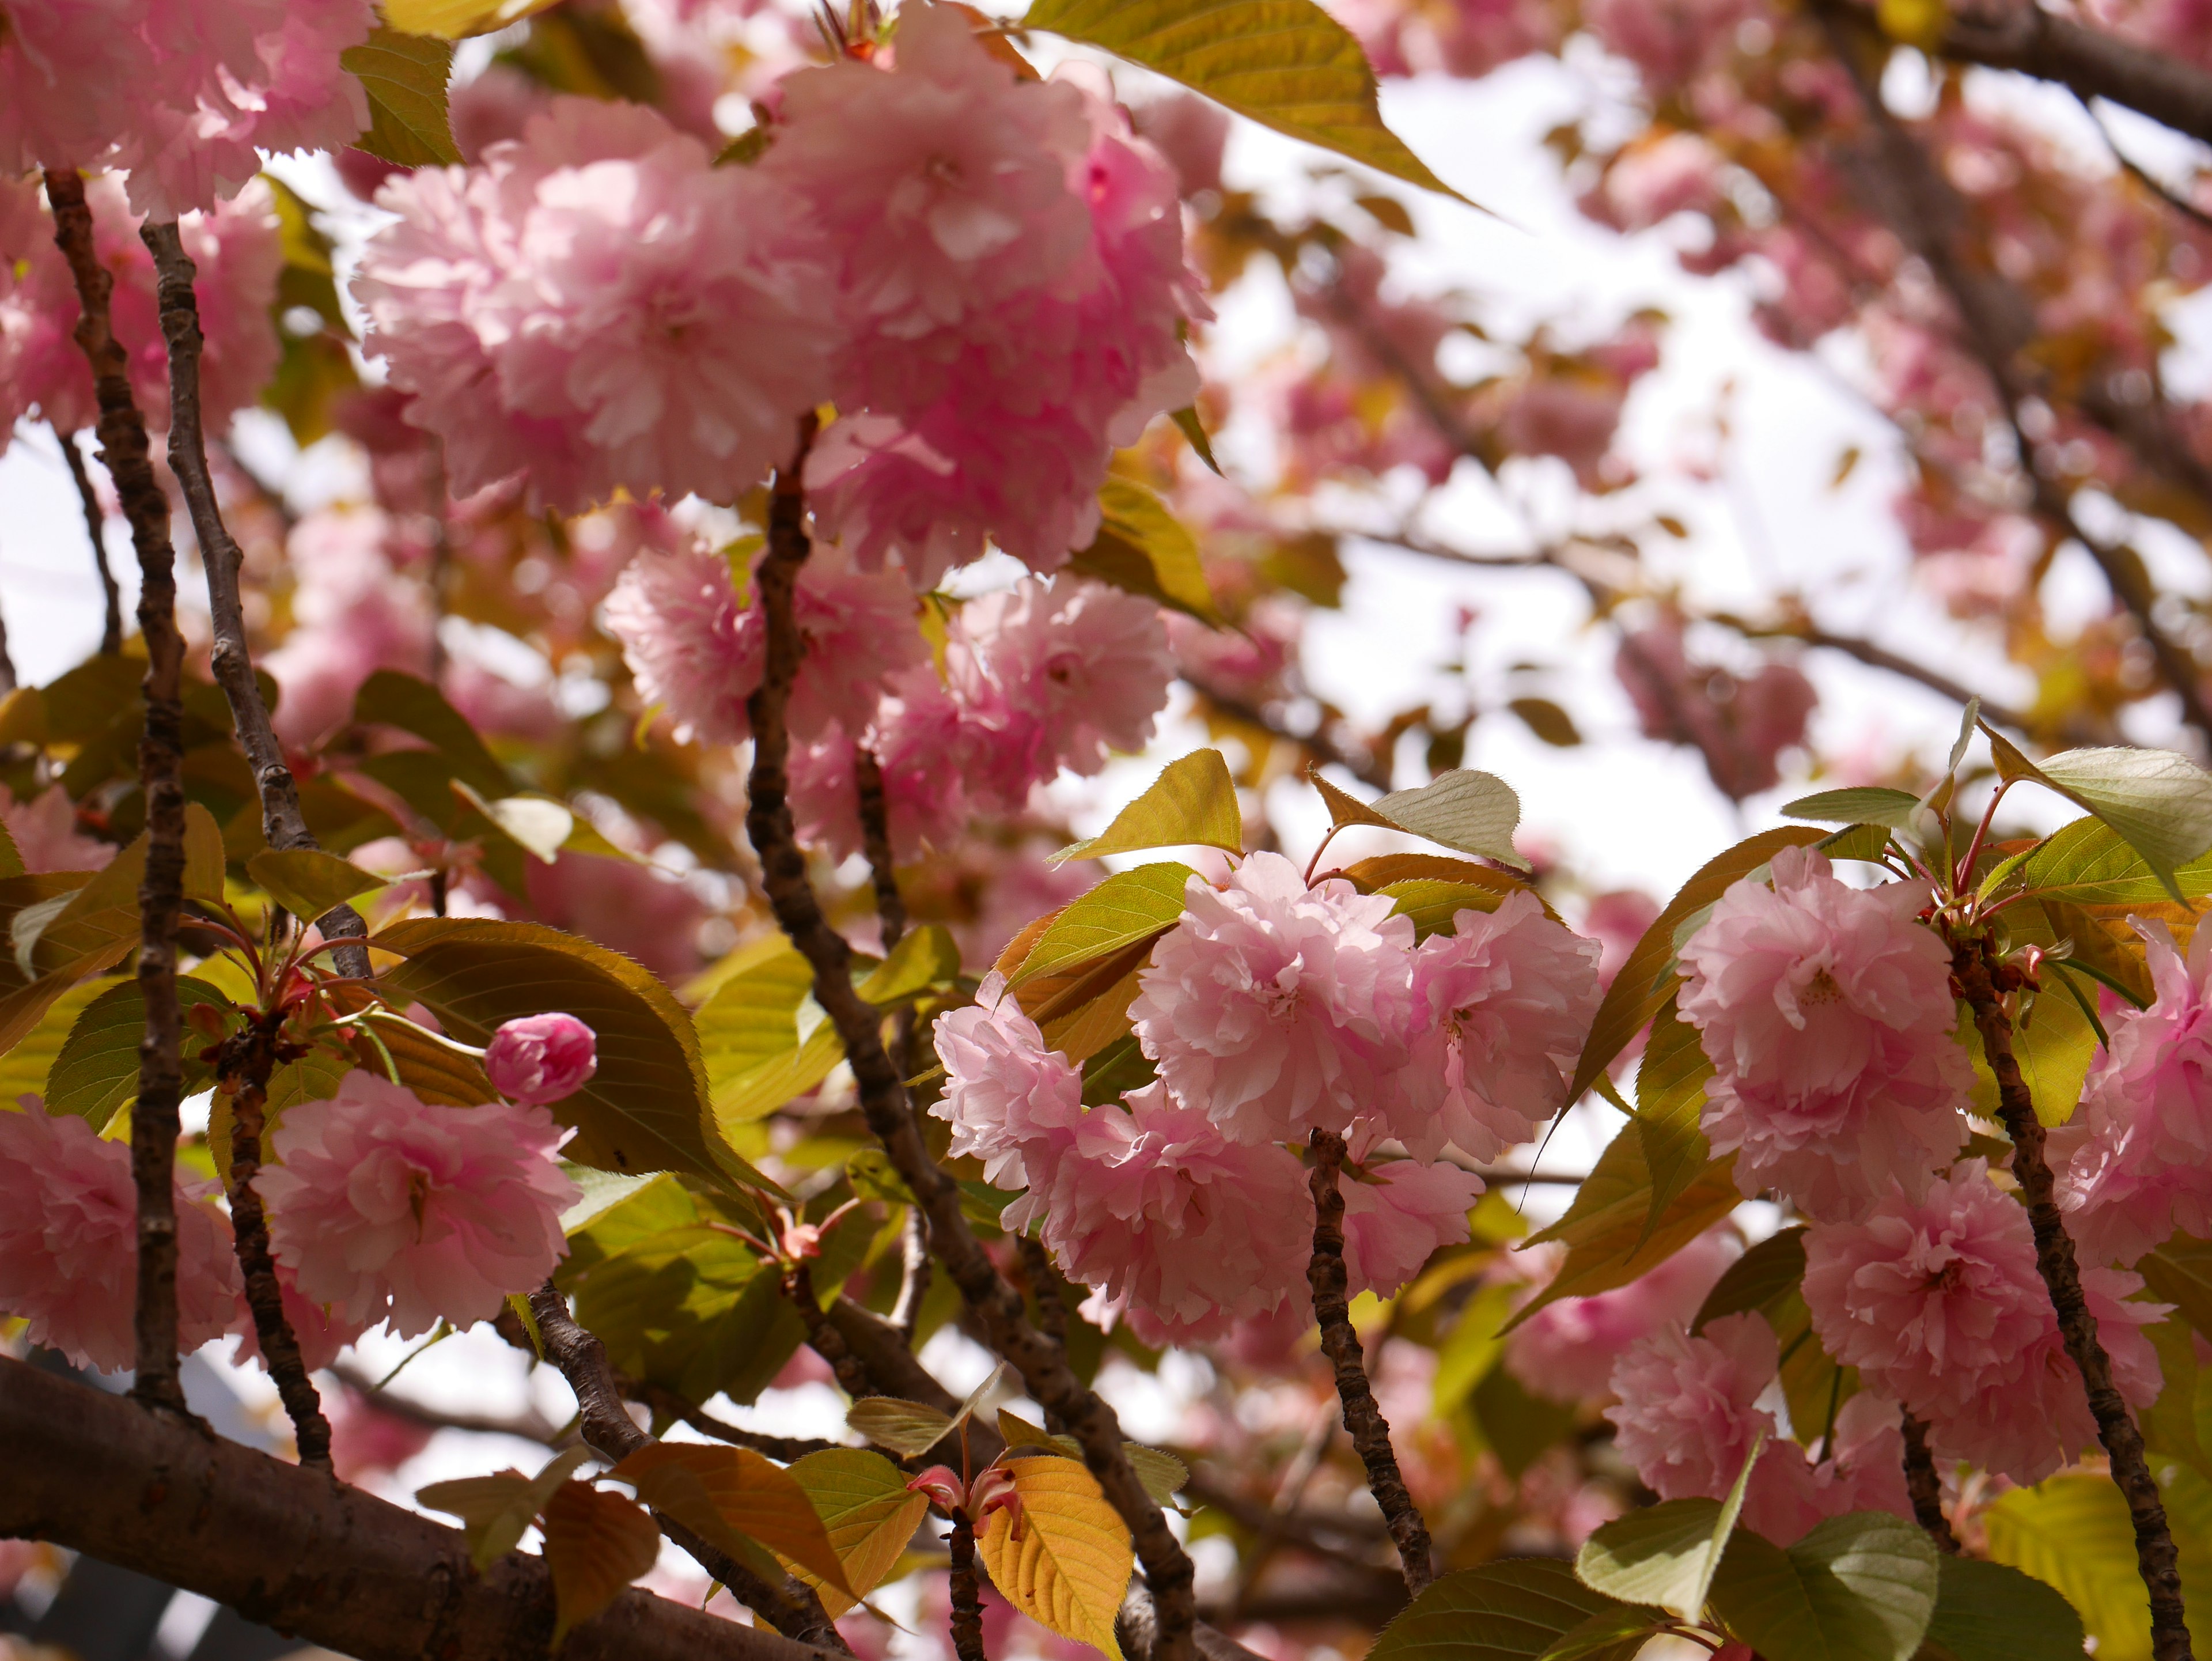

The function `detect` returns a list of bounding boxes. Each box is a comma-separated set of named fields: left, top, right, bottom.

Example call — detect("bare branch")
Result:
left=1900, top=1412, right=1961, bottom=1555
left=56, top=426, right=123, bottom=655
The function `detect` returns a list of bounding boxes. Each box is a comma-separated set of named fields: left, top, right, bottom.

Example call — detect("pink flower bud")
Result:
left=483, top=1013, right=598, bottom=1107
left=907, top=1467, right=965, bottom=1511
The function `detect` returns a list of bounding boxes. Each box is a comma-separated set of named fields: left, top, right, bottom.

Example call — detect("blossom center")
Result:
left=1800, top=966, right=1843, bottom=1006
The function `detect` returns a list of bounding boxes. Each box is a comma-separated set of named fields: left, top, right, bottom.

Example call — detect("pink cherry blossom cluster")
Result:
left=933, top=853, right=1601, bottom=1344
left=1677, top=846, right=1969, bottom=1219
left=0, top=0, right=373, bottom=220
left=1605, top=1310, right=1911, bottom=1545
left=1801, top=1160, right=2165, bottom=1484
left=0, top=172, right=281, bottom=444
left=1615, top=612, right=1817, bottom=802
left=356, top=3, right=1206, bottom=580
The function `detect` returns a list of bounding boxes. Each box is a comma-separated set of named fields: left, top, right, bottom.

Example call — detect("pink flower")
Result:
left=604, top=536, right=926, bottom=748
left=931, top=974, right=1087, bottom=1195
left=1506, top=1226, right=1740, bottom=1403
left=789, top=676, right=974, bottom=864
left=0, top=784, right=115, bottom=874
left=259, top=1072, right=581, bottom=1338
left=1678, top=847, right=1969, bottom=1220
left=1616, top=615, right=1818, bottom=801
left=1582, top=889, right=1661, bottom=989
left=2056, top=921, right=2212, bottom=1265
left=949, top=577, right=1174, bottom=781
left=1131, top=853, right=1420, bottom=1147
left=1128, top=94, right=1229, bottom=197
left=1804, top=1161, right=2165, bottom=1484
left=327, top=1386, right=437, bottom=1482
left=1339, top=1160, right=1483, bottom=1299
left=1386, top=894, right=1602, bottom=1162
left=1582, top=0, right=1766, bottom=90
left=485, top=1014, right=599, bottom=1107
left=0, top=1102, right=239, bottom=1374
left=524, top=852, right=706, bottom=986
left=264, top=507, right=435, bottom=746
left=1035, top=1082, right=1314, bottom=1346
left=355, top=97, right=837, bottom=512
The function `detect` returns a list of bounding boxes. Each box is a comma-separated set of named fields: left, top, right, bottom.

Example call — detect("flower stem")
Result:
left=1952, top=937, right=2191, bottom=1660
left=46, top=169, right=192, bottom=1417
left=1305, top=1130, right=1434, bottom=1596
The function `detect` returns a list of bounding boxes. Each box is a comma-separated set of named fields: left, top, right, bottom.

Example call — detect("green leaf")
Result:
left=1991, top=734, right=2212, bottom=901
left=1920, top=1555, right=2088, bottom=1661
left=452, top=781, right=574, bottom=864
left=372, top=917, right=721, bottom=1182
left=1709, top=1511, right=1939, bottom=1661
left=2142, top=1234, right=2212, bottom=1336
left=1361, top=771, right=1528, bottom=868
left=846, top=1396, right=958, bottom=1458
left=1010, top=864, right=1193, bottom=989
left=46, top=977, right=229, bottom=1128
left=1069, top=477, right=1221, bottom=625
left=2010, top=968, right=2100, bottom=1126
left=247, top=847, right=382, bottom=925
left=1431, top=1280, right=1518, bottom=1421
left=1369, top=1558, right=1644, bottom=1661
left=1576, top=1431, right=1763, bottom=1620
left=351, top=670, right=510, bottom=799
left=1569, top=827, right=1827, bottom=1104
left=1171, top=406, right=1222, bottom=475
left=855, top=923, right=963, bottom=1005
left=1984, top=1475, right=2157, bottom=1661
left=1633, top=995, right=1713, bottom=1248
left=1533, top=1605, right=1672, bottom=1661
left=1022, top=0, right=1471, bottom=205
left=0, top=977, right=107, bottom=1107
left=1780, top=787, right=1921, bottom=828
left=785, top=1448, right=934, bottom=1617
left=1694, top=1228, right=1806, bottom=1334
left=340, top=28, right=461, bottom=167
left=2019, top=814, right=2212, bottom=908
left=1051, top=750, right=1241, bottom=865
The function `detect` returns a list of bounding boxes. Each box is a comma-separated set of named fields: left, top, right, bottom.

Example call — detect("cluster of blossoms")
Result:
left=0, top=0, right=373, bottom=217
left=934, top=853, right=1601, bottom=1344
left=1614, top=612, right=1817, bottom=803
left=605, top=530, right=1176, bottom=861
left=0, top=1015, right=594, bottom=1371
left=356, top=2, right=1206, bottom=582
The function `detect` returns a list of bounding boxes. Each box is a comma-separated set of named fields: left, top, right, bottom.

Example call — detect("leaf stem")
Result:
left=46, top=169, right=193, bottom=1417
left=1951, top=936, right=2191, bottom=1659
left=1304, top=1130, right=1434, bottom=1596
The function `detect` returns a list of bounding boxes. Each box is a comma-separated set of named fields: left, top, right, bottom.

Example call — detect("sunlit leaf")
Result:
left=976, top=1456, right=1134, bottom=1660
left=1780, top=787, right=1921, bottom=829
left=1708, top=1511, right=1939, bottom=1661
left=1070, top=478, right=1220, bottom=625
left=1051, top=750, right=1241, bottom=865
left=340, top=29, right=461, bottom=165
left=1633, top=995, right=1712, bottom=1247
left=1576, top=1432, right=1763, bottom=1620
left=611, top=1442, right=852, bottom=1596
left=379, top=0, right=561, bottom=38
left=1984, top=1474, right=2163, bottom=1660
left=541, top=1478, right=660, bottom=1643
left=46, top=977, right=229, bottom=1128
left=418, top=1445, right=593, bottom=1571
left=846, top=1396, right=957, bottom=1458
left=784, top=1448, right=932, bottom=1617
left=247, top=847, right=383, bottom=924
left=1990, top=734, right=2212, bottom=902
left=1010, top=864, right=1192, bottom=988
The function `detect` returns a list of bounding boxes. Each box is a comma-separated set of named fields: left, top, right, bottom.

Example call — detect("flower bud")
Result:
left=483, top=1013, right=598, bottom=1107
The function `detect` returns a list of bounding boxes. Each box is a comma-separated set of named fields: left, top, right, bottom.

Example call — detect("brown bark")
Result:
left=58, top=426, right=124, bottom=654
left=853, top=744, right=907, bottom=948
left=0, top=1355, right=835, bottom=1661
left=1900, top=1412, right=1961, bottom=1555
left=138, top=223, right=372, bottom=981
left=1305, top=1132, right=1434, bottom=1597
left=214, top=1012, right=332, bottom=1467
left=784, top=1261, right=877, bottom=1399
left=948, top=1514, right=988, bottom=1661
left=893, top=1208, right=933, bottom=1344
left=46, top=169, right=192, bottom=1414
left=1953, top=940, right=2191, bottom=1660
left=526, top=1284, right=851, bottom=1653
left=742, top=421, right=1197, bottom=1661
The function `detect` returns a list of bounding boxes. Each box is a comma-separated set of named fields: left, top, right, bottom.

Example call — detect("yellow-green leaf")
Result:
left=541, top=1478, right=660, bottom=1643
left=247, top=847, right=383, bottom=925
left=378, top=0, right=560, bottom=40
left=1367, top=1558, right=1638, bottom=1661
left=340, top=28, right=461, bottom=166
left=47, top=977, right=229, bottom=1128
left=976, top=1456, right=1134, bottom=1660
left=784, top=1448, right=932, bottom=1617
left=1010, top=864, right=1192, bottom=989
left=1985, top=1475, right=2159, bottom=1661
left=1633, top=994, right=1713, bottom=1246
left=0, top=975, right=105, bottom=1108
left=1316, top=769, right=1528, bottom=869
left=611, top=1442, right=852, bottom=1597
left=847, top=1396, right=957, bottom=1458
left=1051, top=750, right=1240, bottom=865
left=1069, top=477, right=1220, bottom=625
left=1021, top=0, right=1468, bottom=204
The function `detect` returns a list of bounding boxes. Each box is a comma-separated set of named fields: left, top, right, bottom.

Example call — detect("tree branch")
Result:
left=46, top=169, right=192, bottom=1416
left=948, top=1514, right=987, bottom=1661
left=617, top=1378, right=837, bottom=1463
left=0, top=1355, right=836, bottom=1661
left=525, top=1284, right=853, bottom=1653
left=1900, top=1412, right=1961, bottom=1555
left=1952, top=939, right=2191, bottom=1660
left=784, top=1261, right=877, bottom=1400
left=1304, top=1132, right=1433, bottom=1597
left=741, top=420, right=1198, bottom=1661
left=56, top=426, right=123, bottom=655
left=138, top=223, right=373, bottom=981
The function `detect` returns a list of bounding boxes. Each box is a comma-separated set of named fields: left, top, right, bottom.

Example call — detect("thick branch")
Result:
left=1953, top=940, right=2190, bottom=1660
left=47, top=169, right=191, bottom=1414
left=742, top=423, right=1197, bottom=1661
left=893, top=1208, right=933, bottom=1344
left=58, top=426, right=124, bottom=655
left=0, top=1356, right=833, bottom=1661
left=526, top=1284, right=851, bottom=1652
left=138, top=224, right=372, bottom=980
left=785, top=1261, right=877, bottom=1399
left=1900, top=1412, right=1960, bottom=1555
left=1305, top=1132, right=1433, bottom=1597
left=948, top=1514, right=987, bottom=1661
left=216, top=1011, right=331, bottom=1467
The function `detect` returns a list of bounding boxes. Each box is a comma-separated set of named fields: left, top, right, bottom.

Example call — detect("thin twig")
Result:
left=58, top=426, right=124, bottom=654
left=1900, top=1412, right=1961, bottom=1555
left=948, top=1514, right=987, bottom=1661
left=617, top=1378, right=837, bottom=1462
left=329, top=1364, right=563, bottom=1445
left=741, top=417, right=1198, bottom=1661
left=1952, top=939, right=2190, bottom=1659
left=139, top=223, right=373, bottom=981
left=215, top=1009, right=332, bottom=1467
left=527, top=1284, right=854, bottom=1655
left=892, top=1209, right=932, bottom=1345
left=1304, top=1131, right=1433, bottom=1596
left=47, top=170, right=192, bottom=1417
